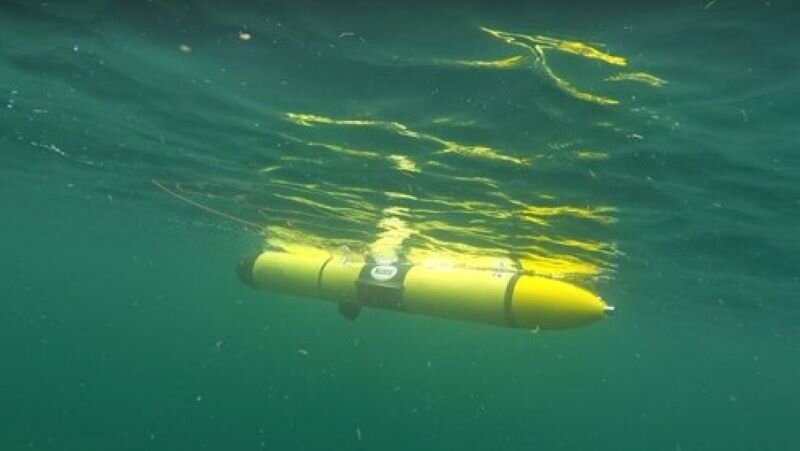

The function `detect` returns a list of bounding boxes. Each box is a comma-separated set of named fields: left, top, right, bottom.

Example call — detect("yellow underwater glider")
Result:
left=237, top=247, right=614, bottom=331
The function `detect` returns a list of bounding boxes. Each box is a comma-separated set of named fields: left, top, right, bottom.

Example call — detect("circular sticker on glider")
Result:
left=370, top=265, right=398, bottom=281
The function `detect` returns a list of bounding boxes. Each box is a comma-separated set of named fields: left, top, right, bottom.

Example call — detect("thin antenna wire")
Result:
left=151, top=179, right=265, bottom=232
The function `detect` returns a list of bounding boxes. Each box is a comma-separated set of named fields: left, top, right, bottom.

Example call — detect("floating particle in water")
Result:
left=179, top=44, right=191, bottom=53
left=239, top=31, right=252, bottom=41
left=297, top=348, right=309, bottom=356
left=356, top=427, right=362, bottom=441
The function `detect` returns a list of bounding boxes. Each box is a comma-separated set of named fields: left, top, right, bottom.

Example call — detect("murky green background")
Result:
left=2, top=1, right=798, bottom=450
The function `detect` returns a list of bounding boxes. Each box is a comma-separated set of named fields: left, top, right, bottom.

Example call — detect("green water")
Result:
left=2, top=1, right=799, bottom=450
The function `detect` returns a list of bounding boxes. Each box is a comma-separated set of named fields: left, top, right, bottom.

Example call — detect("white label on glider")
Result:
left=370, top=265, right=398, bottom=281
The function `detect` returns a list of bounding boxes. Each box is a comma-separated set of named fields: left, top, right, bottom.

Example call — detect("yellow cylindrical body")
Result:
left=249, top=251, right=328, bottom=298
left=319, top=255, right=363, bottom=303
left=239, top=250, right=610, bottom=330
left=402, top=266, right=512, bottom=325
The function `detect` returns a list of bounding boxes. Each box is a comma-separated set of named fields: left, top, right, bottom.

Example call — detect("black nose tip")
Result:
left=236, top=252, right=260, bottom=288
